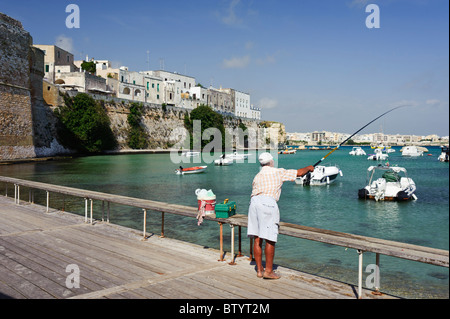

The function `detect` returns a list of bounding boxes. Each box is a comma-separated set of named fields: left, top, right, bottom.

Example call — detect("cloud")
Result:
left=55, top=35, right=74, bottom=54
left=258, top=97, right=278, bottom=109
left=222, top=55, right=250, bottom=69
left=255, top=52, right=277, bottom=65
left=221, top=0, right=243, bottom=26
left=426, top=99, right=440, bottom=106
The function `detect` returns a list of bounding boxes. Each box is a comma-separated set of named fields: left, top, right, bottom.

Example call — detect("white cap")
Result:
left=258, top=152, right=273, bottom=165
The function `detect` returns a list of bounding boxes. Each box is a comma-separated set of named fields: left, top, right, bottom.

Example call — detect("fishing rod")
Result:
left=312, top=105, right=409, bottom=167
left=303, top=104, right=409, bottom=185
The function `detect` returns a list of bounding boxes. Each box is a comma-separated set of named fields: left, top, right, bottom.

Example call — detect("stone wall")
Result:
left=0, top=12, right=36, bottom=160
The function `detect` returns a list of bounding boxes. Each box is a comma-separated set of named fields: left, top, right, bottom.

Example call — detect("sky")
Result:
left=1, top=0, right=449, bottom=136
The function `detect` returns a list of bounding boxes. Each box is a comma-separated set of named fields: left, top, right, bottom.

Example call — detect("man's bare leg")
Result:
left=263, top=240, right=280, bottom=279
left=253, top=236, right=264, bottom=277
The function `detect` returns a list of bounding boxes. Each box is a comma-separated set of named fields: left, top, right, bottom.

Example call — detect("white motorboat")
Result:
left=182, top=151, right=200, bottom=157
left=367, top=148, right=389, bottom=161
left=358, top=165, right=417, bottom=201
left=401, top=146, right=425, bottom=157
left=438, top=146, right=449, bottom=162
left=214, top=155, right=233, bottom=166
left=175, top=166, right=207, bottom=175
left=349, top=147, right=366, bottom=156
left=225, top=152, right=250, bottom=161
left=295, top=165, right=343, bottom=186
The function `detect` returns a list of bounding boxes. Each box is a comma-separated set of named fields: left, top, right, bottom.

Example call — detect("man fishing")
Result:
left=247, top=152, right=314, bottom=279
left=247, top=105, right=407, bottom=279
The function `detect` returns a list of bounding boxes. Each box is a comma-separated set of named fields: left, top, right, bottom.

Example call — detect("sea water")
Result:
left=0, top=146, right=448, bottom=298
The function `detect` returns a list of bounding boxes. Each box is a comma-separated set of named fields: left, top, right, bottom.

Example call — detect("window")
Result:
left=157, top=84, right=159, bottom=92
left=152, top=83, right=155, bottom=88
left=147, top=82, right=149, bottom=90
left=45, top=65, right=49, bottom=72
left=157, top=94, right=159, bottom=100
left=67, top=55, right=70, bottom=63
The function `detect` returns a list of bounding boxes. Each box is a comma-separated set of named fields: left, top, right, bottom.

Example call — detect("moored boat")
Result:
left=401, top=146, right=425, bottom=157
left=349, top=147, right=366, bottom=156
left=214, top=155, right=233, bottom=166
left=224, top=152, right=250, bottom=161
left=278, top=149, right=296, bottom=154
left=295, top=165, right=343, bottom=186
left=367, top=148, right=389, bottom=161
left=358, top=165, right=417, bottom=201
left=438, top=146, right=449, bottom=162
left=182, top=151, right=200, bottom=157
left=176, top=166, right=207, bottom=175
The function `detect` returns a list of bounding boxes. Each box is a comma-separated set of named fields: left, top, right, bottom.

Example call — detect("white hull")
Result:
left=214, top=158, right=233, bottom=166
left=225, top=152, right=250, bottom=161
left=349, top=147, right=366, bottom=156
left=295, top=165, right=343, bottom=186
left=401, top=146, right=424, bottom=157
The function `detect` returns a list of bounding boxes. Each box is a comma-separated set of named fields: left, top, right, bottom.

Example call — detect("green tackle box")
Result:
left=215, top=199, right=237, bottom=218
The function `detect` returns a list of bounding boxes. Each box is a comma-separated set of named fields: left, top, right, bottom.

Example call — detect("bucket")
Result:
left=196, top=189, right=216, bottom=214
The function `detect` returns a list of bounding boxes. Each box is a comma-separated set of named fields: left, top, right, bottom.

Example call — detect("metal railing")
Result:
left=1, top=175, right=448, bottom=299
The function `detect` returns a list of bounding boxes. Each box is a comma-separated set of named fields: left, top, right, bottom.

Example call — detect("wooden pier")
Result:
left=0, top=176, right=448, bottom=300
left=0, top=196, right=394, bottom=300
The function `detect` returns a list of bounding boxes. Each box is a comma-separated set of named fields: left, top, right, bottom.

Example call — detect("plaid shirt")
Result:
left=251, top=166, right=298, bottom=201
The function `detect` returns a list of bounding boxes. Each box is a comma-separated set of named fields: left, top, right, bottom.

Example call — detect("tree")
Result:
left=81, top=61, right=96, bottom=74
left=55, top=93, right=117, bottom=153
left=184, top=104, right=225, bottom=149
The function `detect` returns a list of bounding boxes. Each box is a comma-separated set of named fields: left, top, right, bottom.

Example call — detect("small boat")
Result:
left=214, top=155, right=233, bottom=166
left=278, top=149, right=296, bottom=154
left=401, top=146, right=425, bottom=157
left=438, top=146, right=449, bottom=162
left=358, top=165, right=417, bottom=201
left=367, top=148, right=389, bottom=161
left=349, top=147, right=366, bottom=156
left=175, top=166, right=207, bottom=175
left=182, top=151, right=200, bottom=157
left=224, top=152, right=250, bottom=161
left=295, top=165, right=343, bottom=186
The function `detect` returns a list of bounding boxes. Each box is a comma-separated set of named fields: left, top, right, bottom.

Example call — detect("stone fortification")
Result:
left=0, top=12, right=36, bottom=160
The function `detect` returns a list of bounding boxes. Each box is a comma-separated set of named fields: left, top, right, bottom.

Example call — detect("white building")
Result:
left=190, top=86, right=209, bottom=107
left=250, top=105, right=261, bottom=120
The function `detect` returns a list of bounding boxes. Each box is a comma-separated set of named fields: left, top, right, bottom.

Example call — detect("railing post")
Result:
left=237, top=226, right=243, bottom=257
left=46, top=191, right=49, bottom=213
left=102, top=201, right=105, bottom=222
left=142, top=209, right=147, bottom=241
left=358, top=249, right=364, bottom=299
left=90, top=199, right=93, bottom=224
left=107, top=201, right=110, bottom=223
left=374, top=253, right=381, bottom=295
left=229, top=225, right=236, bottom=265
left=84, top=198, right=88, bottom=223
left=160, top=212, right=165, bottom=238
left=218, top=222, right=224, bottom=261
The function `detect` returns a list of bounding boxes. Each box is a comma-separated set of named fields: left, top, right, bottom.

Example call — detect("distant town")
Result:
left=286, top=131, right=449, bottom=146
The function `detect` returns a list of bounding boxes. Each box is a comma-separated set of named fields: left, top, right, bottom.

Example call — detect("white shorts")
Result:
left=247, top=195, right=280, bottom=243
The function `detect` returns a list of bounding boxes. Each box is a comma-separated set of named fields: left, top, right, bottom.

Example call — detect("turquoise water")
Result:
left=1, top=146, right=448, bottom=298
